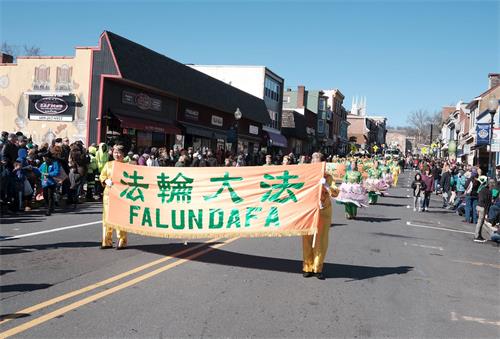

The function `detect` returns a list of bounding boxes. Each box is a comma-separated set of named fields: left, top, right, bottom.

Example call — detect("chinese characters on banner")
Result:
left=325, top=163, right=347, bottom=182
left=106, top=162, right=324, bottom=238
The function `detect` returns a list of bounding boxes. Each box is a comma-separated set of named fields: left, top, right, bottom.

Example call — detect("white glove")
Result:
left=320, top=177, right=330, bottom=190
left=105, top=179, right=113, bottom=187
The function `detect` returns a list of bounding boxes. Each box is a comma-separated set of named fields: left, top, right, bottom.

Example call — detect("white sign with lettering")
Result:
left=211, top=115, right=223, bottom=127
left=249, top=125, right=259, bottom=135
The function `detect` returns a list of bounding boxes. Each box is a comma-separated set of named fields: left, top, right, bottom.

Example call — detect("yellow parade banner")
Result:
left=106, top=162, right=324, bottom=239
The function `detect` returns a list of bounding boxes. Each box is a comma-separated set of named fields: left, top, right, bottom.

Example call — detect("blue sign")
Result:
left=476, top=123, right=491, bottom=146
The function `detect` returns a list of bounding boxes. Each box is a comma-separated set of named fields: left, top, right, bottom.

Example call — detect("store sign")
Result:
left=211, top=115, right=223, bottom=127
left=249, top=125, right=259, bottom=135
left=491, top=128, right=500, bottom=152
left=476, top=123, right=490, bottom=146
left=122, top=91, right=162, bottom=112
left=185, top=109, right=199, bottom=121
left=464, top=144, right=471, bottom=155
left=28, top=95, right=75, bottom=122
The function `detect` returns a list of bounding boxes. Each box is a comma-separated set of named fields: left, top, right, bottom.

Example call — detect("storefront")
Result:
left=178, top=101, right=229, bottom=153
left=87, top=31, right=270, bottom=152
left=262, top=126, right=288, bottom=156
left=1, top=50, right=92, bottom=145
left=100, top=79, right=179, bottom=151
left=281, top=110, right=307, bottom=155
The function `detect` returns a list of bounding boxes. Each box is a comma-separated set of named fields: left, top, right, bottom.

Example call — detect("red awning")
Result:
left=115, top=114, right=180, bottom=135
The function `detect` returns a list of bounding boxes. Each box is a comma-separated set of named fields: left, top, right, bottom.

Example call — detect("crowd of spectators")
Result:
left=0, top=132, right=311, bottom=216
left=406, top=155, right=500, bottom=244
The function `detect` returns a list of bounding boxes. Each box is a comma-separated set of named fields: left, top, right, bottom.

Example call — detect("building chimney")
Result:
left=0, top=53, right=14, bottom=63
left=297, top=85, right=305, bottom=108
left=489, top=73, right=500, bottom=89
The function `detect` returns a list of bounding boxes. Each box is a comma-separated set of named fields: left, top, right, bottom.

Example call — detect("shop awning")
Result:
left=265, top=130, right=287, bottom=148
left=181, top=122, right=227, bottom=140
left=115, top=114, right=180, bottom=135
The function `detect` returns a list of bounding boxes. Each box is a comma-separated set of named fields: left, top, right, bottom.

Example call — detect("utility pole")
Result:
left=430, top=124, right=433, bottom=145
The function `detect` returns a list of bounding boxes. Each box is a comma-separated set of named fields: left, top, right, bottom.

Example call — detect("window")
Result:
left=56, top=65, right=72, bottom=91
left=264, top=76, right=281, bottom=102
left=319, top=98, right=326, bottom=111
left=283, top=96, right=290, bottom=103
left=33, top=65, right=50, bottom=90
left=267, top=110, right=279, bottom=129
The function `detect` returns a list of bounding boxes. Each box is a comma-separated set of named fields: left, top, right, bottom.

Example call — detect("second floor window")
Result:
left=56, top=65, right=72, bottom=91
left=33, top=65, right=50, bottom=90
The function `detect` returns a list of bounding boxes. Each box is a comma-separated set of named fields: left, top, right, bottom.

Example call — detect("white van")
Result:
left=384, top=149, right=400, bottom=159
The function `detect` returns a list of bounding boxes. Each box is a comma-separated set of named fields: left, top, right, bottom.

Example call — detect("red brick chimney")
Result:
left=297, top=85, right=305, bottom=108
left=489, top=73, right=500, bottom=89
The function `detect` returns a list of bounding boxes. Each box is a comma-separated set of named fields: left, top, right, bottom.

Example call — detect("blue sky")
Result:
left=1, top=0, right=498, bottom=126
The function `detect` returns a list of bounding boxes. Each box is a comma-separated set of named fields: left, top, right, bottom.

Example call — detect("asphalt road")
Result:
left=1, top=171, right=499, bottom=338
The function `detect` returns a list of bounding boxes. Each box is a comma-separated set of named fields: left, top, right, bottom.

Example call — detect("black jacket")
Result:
left=477, top=187, right=492, bottom=211
left=465, top=177, right=480, bottom=198
left=411, top=180, right=427, bottom=197
left=440, top=171, right=451, bottom=193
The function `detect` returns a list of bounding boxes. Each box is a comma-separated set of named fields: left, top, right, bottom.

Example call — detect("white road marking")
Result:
left=406, top=221, right=474, bottom=235
left=1, top=221, right=101, bottom=241
left=452, top=260, right=500, bottom=269
left=404, top=242, right=444, bottom=251
left=451, top=312, right=500, bottom=326
left=411, top=243, right=443, bottom=251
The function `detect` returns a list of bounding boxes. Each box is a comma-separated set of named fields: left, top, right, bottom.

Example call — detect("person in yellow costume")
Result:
left=99, top=144, right=128, bottom=250
left=302, top=152, right=339, bottom=280
left=391, top=157, right=401, bottom=187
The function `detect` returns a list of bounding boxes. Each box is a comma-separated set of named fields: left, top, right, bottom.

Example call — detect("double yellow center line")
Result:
left=0, top=238, right=237, bottom=338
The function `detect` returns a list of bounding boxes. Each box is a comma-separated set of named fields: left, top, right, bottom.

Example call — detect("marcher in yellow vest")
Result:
left=302, top=152, right=339, bottom=279
left=99, top=144, right=128, bottom=249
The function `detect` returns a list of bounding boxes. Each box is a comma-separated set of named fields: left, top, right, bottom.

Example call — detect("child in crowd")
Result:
left=68, top=164, right=81, bottom=208
left=411, top=173, right=427, bottom=212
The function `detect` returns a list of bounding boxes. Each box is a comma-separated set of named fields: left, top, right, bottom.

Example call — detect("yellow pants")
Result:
left=302, top=206, right=331, bottom=273
left=101, top=187, right=127, bottom=247
left=102, top=225, right=128, bottom=247
left=393, top=174, right=399, bottom=187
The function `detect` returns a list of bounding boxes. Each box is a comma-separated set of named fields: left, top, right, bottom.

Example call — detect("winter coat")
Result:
left=95, top=143, right=109, bottom=173
left=421, top=174, right=434, bottom=193
left=411, top=180, right=427, bottom=197
left=39, top=160, right=61, bottom=188
left=465, top=178, right=480, bottom=198
left=456, top=175, right=466, bottom=192
left=440, top=171, right=451, bottom=193
left=477, top=187, right=492, bottom=211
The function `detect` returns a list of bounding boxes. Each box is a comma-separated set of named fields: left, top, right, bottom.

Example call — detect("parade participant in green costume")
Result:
left=365, top=160, right=385, bottom=204
left=336, top=161, right=368, bottom=219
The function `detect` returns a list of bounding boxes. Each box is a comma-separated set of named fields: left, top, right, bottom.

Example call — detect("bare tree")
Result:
left=1, top=42, right=41, bottom=61
left=406, top=109, right=431, bottom=144
left=1, top=42, right=18, bottom=57
left=23, top=44, right=41, bottom=56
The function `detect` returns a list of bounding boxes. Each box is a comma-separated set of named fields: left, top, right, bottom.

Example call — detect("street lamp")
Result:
left=487, top=97, right=499, bottom=177
left=455, top=119, right=461, bottom=162
left=233, top=108, right=242, bottom=154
